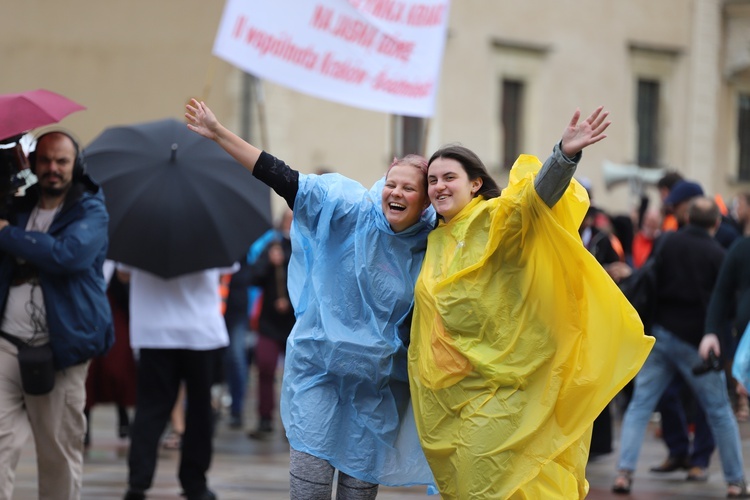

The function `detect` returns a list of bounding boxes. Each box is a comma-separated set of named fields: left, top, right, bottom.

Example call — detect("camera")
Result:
left=692, top=349, right=722, bottom=376
left=0, top=134, right=37, bottom=217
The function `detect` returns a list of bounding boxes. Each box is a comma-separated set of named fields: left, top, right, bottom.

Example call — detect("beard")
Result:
left=41, top=185, right=69, bottom=197
left=40, top=179, right=72, bottom=197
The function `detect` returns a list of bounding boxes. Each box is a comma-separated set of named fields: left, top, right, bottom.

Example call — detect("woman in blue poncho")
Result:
left=186, top=99, right=435, bottom=499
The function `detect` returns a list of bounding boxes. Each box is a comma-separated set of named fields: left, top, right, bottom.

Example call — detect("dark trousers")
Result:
left=658, top=374, right=715, bottom=467
left=255, top=335, right=284, bottom=421
left=127, top=348, right=220, bottom=495
left=590, top=404, right=612, bottom=455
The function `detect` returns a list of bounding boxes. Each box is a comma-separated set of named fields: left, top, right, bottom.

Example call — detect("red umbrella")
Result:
left=0, top=89, right=86, bottom=141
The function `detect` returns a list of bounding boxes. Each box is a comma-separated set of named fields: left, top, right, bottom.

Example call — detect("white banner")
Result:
left=213, top=0, right=450, bottom=117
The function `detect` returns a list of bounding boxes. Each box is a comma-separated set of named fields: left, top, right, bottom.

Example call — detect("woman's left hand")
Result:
left=561, top=106, right=611, bottom=157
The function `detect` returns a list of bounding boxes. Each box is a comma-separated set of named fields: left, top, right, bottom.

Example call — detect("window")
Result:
left=740, top=93, right=750, bottom=182
left=393, top=115, right=425, bottom=157
left=636, top=79, right=660, bottom=167
left=501, top=79, right=524, bottom=169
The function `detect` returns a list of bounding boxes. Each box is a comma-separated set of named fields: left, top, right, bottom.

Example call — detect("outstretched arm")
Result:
left=185, top=99, right=261, bottom=173
left=535, top=106, right=610, bottom=207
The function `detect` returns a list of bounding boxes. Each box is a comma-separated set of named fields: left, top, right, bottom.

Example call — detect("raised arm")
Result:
left=535, top=106, right=611, bottom=207
left=185, top=99, right=261, bottom=173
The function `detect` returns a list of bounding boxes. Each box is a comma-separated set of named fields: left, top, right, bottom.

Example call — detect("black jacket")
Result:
left=654, top=225, right=725, bottom=347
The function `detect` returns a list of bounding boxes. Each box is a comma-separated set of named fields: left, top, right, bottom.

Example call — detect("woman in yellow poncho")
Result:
left=409, top=107, right=655, bottom=499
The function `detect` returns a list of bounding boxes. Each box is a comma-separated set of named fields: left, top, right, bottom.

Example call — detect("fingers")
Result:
left=567, top=109, right=581, bottom=128
left=585, top=106, right=604, bottom=123
left=585, top=133, right=608, bottom=146
left=592, top=118, right=611, bottom=137
left=185, top=99, right=207, bottom=126
left=590, top=109, right=610, bottom=135
left=581, top=106, right=611, bottom=144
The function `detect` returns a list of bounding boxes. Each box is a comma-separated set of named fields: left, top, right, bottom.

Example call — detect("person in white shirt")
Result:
left=121, top=264, right=237, bottom=500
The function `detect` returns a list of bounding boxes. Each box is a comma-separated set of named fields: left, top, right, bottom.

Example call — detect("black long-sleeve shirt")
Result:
left=705, top=236, right=750, bottom=338
left=654, top=225, right=726, bottom=347
left=252, top=151, right=299, bottom=209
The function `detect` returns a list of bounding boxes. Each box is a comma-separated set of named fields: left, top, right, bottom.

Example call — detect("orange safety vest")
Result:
left=219, top=274, right=231, bottom=315
left=609, top=233, right=625, bottom=262
left=662, top=214, right=679, bottom=232
left=715, top=193, right=728, bottom=216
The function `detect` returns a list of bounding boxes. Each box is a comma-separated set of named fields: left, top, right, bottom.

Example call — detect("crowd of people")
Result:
left=575, top=169, right=750, bottom=497
left=1, top=99, right=749, bottom=500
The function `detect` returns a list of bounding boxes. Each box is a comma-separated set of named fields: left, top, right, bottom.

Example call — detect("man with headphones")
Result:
left=0, top=130, right=113, bottom=499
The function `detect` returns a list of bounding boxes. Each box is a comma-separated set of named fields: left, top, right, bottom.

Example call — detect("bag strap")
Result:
left=0, top=331, right=27, bottom=349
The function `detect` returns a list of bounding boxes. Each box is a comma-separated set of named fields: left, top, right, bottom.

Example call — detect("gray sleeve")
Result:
left=534, top=142, right=581, bottom=208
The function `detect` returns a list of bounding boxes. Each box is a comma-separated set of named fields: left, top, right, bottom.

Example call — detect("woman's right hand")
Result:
left=185, top=98, right=262, bottom=173
left=185, top=99, right=220, bottom=140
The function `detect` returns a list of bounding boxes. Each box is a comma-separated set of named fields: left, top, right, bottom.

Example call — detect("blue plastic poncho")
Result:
left=409, top=155, right=654, bottom=499
left=281, top=172, right=436, bottom=487
left=733, top=323, right=750, bottom=391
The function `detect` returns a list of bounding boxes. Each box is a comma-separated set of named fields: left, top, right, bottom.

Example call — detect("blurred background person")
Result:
left=247, top=211, right=294, bottom=439
left=122, top=263, right=237, bottom=500
left=707, top=192, right=750, bottom=421
left=84, top=260, right=137, bottom=450
left=221, top=254, right=253, bottom=430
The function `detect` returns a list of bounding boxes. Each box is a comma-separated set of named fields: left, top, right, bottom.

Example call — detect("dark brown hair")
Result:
left=428, top=145, right=501, bottom=199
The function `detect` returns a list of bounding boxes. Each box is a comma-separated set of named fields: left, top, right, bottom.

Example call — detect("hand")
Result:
left=268, top=245, right=285, bottom=267
left=561, top=106, right=611, bottom=157
left=698, top=333, right=721, bottom=359
left=0, top=219, right=9, bottom=231
left=275, top=297, right=291, bottom=313
left=185, top=99, right=220, bottom=140
left=738, top=382, right=749, bottom=398
left=605, top=261, right=632, bottom=283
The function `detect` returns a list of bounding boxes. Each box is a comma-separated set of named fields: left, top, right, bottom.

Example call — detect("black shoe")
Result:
left=182, top=489, right=217, bottom=500
left=649, top=455, right=690, bottom=473
left=686, top=466, right=709, bottom=482
left=248, top=419, right=273, bottom=440
left=123, top=489, right=146, bottom=500
left=728, top=480, right=750, bottom=498
left=612, top=470, right=633, bottom=495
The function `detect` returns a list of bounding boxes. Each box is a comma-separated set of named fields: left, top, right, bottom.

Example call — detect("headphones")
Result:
left=28, top=130, right=86, bottom=179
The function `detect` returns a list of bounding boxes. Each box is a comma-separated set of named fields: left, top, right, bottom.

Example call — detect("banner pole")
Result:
left=252, top=76, right=270, bottom=151
left=421, top=118, right=431, bottom=158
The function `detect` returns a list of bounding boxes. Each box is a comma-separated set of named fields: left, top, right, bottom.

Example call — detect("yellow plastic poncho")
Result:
left=409, top=155, right=654, bottom=499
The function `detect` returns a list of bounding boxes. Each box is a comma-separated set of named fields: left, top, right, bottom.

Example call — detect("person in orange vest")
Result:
left=631, top=210, right=662, bottom=269
left=657, top=171, right=683, bottom=232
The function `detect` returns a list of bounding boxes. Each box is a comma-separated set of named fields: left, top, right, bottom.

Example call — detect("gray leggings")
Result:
left=289, top=448, right=379, bottom=500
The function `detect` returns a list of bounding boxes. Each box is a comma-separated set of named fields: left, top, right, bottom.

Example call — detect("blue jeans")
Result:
left=223, top=322, right=250, bottom=418
left=617, top=324, right=745, bottom=484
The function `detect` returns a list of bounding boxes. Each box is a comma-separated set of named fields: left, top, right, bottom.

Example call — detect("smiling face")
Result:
left=381, top=163, right=429, bottom=233
left=427, top=157, right=482, bottom=223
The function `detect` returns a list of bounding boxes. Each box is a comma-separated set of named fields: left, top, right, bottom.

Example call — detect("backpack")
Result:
left=618, top=233, right=671, bottom=332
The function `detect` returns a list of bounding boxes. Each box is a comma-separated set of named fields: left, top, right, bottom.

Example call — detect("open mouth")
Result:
left=389, top=202, right=406, bottom=212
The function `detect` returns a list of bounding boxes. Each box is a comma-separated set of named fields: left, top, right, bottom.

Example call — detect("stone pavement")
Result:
left=11, top=403, right=750, bottom=499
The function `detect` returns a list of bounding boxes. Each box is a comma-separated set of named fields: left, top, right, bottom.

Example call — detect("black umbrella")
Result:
left=85, top=118, right=272, bottom=279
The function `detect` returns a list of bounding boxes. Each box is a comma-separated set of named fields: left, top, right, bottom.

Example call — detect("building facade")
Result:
left=2, top=0, right=749, bottom=216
